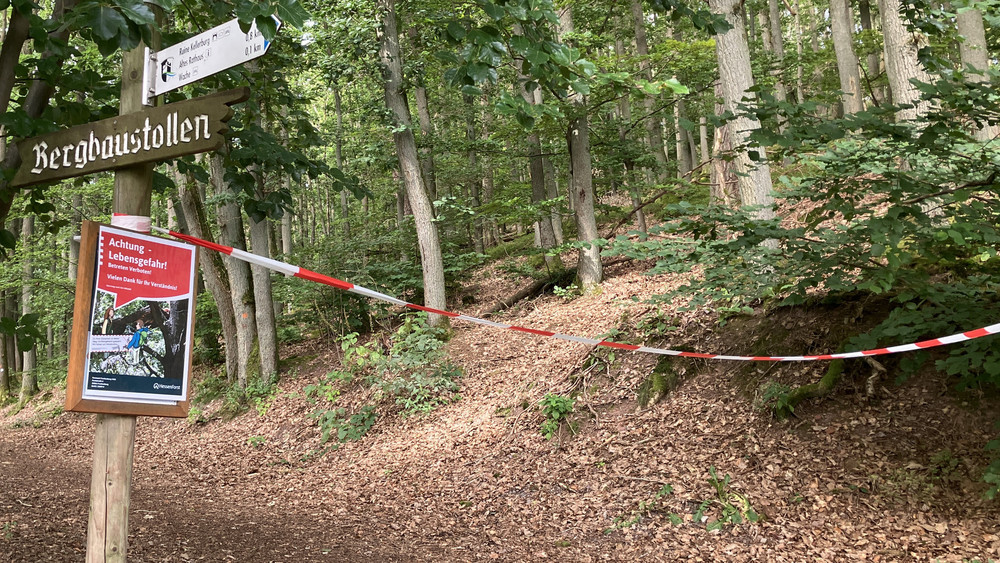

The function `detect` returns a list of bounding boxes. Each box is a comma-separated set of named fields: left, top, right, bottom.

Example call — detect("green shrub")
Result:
left=539, top=393, right=575, bottom=439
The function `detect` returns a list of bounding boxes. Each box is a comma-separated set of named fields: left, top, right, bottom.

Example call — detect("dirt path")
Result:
left=3, top=260, right=1000, bottom=561
left=0, top=416, right=403, bottom=562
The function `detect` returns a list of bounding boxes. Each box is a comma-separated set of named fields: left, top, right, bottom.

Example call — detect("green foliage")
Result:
left=606, top=483, right=680, bottom=533
left=756, top=381, right=795, bottom=417
left=192, top=370, right=229, bottom=405
left=193, top=291, right=225, bottom=366
left=243, top=374, right=280, bottom=416
left=552, top=284, right=580, bottom=301
left=608, top=71, right=1000, bottom=397
left=694, top=467, right=760, bottom=530
left=636, top=310, right=678, bottom=339
left=539, top=392, right=574, bottom=439
left=377, top=315, right=462, bottom=416
left=986, top=434, right=1000, bottom=500
left=246, top=435, right=266, bottom=448
left=314, top=405, right=376, bottom=444
left=307, top=315, right=461, bottom=445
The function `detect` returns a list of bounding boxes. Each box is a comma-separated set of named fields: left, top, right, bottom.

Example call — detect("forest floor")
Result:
left=2, top=254, right=1000, bottom=562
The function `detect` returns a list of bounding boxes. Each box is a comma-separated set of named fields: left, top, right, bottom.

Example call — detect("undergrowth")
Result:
left=305, top=314, right=463, bottom=447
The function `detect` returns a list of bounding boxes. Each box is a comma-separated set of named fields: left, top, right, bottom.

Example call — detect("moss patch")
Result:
left=637, top=357, right=679, bottom=408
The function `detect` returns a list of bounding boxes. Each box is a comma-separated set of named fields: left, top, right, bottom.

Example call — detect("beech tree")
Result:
left=377, top=0, right=449, bottom=326
left=830, top=0, right=865, bottom=115
left=709, top=0, right=777, bottom=221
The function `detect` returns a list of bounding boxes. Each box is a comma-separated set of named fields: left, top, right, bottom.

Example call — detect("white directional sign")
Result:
left=143, top=16, right=280, bottom=105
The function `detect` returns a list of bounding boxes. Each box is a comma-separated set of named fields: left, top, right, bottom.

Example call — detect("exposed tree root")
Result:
left=775, top=359, right=844, bottom=418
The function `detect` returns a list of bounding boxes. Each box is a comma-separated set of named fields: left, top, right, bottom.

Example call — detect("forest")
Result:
left=2, top=0, right=1000, bottom=560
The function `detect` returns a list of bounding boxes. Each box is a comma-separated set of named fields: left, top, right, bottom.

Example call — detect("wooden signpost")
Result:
left=5, top=14, right=282, bottom=563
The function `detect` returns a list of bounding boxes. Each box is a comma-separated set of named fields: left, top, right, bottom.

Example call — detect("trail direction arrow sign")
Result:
left=143, top=16, right=280, bottom=105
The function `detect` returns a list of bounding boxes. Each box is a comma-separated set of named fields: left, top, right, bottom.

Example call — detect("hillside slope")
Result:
left=2, top=257, right=999, bottom=562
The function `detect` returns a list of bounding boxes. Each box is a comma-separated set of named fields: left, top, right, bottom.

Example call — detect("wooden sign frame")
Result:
left=66, top=220, right=197, bottom=417
left=11, top=87, right=249, bottom=188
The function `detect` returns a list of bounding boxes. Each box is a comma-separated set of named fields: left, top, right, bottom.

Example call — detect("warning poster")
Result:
left=81, top=225, right=197, bottom=404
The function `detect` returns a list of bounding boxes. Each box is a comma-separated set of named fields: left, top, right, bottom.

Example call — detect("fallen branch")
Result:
left=484, top=269, right=575, bottom=316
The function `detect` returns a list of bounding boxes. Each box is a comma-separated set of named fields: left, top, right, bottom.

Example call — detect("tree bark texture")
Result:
left=378, top=0, right=449, bottom=326
left=710, top=0, right=777, bottom=221
left=631, top=0, right=669, bottom=183
left=956, top=7, right=997, bottom=140
left=568, top=114, right=603, bottom=289
left=211, top=153, right=257, bottom=389
left=879, top=0, right=932, bottom=121
left=248, top=213, right=278, bottom=382
left=830, top=0, right=865, bottom=115
left=19, top=215, right=36, bottom=403
left=542, top=157, right=563, bottom=245
left=175, top=166, right=239, bottom=383
left=519, top=82, right=560, bottom=266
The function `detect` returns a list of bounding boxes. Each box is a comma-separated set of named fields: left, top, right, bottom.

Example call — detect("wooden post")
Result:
left=86, top=30, right=157, bottom=563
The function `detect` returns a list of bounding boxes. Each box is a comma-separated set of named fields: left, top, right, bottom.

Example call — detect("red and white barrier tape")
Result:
left=154, top=227, right=1000, bottom=362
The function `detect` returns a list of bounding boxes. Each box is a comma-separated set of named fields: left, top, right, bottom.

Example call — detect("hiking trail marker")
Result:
left=143, top=16, right=281, bottom=105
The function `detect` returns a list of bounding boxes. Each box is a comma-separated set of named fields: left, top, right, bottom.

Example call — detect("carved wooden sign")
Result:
left=11, top=87, right=249, bottom=188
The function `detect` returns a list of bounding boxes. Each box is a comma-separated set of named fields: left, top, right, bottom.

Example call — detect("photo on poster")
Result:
left=81, top=226, right=196, bottom=404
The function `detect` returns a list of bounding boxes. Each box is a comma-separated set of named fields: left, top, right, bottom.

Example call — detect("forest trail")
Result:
left=2, top=257, right=1000, bottom=562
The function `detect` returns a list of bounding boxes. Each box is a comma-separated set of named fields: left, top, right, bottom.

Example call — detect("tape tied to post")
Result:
left=111, top=213, right=152, bottom=233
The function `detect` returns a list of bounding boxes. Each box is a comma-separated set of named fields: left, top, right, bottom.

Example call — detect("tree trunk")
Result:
left=248, top=212, right=277, bottom=383
left=710, top=0, right=777, bottom=223
left=378, top=0, right=449, bottom=326
left=767, top=0, right=788, bottom=110
left=211, top=152, right=257, bottom=389
left=479, top=100, right=499, bottom=249
left=879, top=0, right=932, bottom=122
left=616, top=37, right=648, bottom=234
left=465, top=99, right=485, bottom=255
left=794, top=0, right=804, bottom=102
left=0, top=7, right=30, bottom=119
left=414, top=80, right=438, bottom=203
left=631, top=0, right=669, bottom=183
left=858, top=0, right=883, bottom=103
left=711, top=85, right=740, bottom=207
left=699, top=117, right=710, bottom=164
left=520, top=87, right=561, bottom=268
left=0, top=0, right=77, bottom=235
left=568, top=114, right=603, bottom=289
left=175, top=164, right=239, bottom=383
left=957, top=7, right=997, bottom=140
left=543, top=157, right=563, bottom=245
left=675, top=100, right=692, bottom=176
left=5, top=272, right=19, bottom=375
left=559, top=7, right=602, bottom=289
left=333, top=85, right=350, bottom=237
left=830, top=0, right=865, bottom=115
left=0, top=290, right=8, bottom=402
left=19, top=215, right=37, bottom=403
